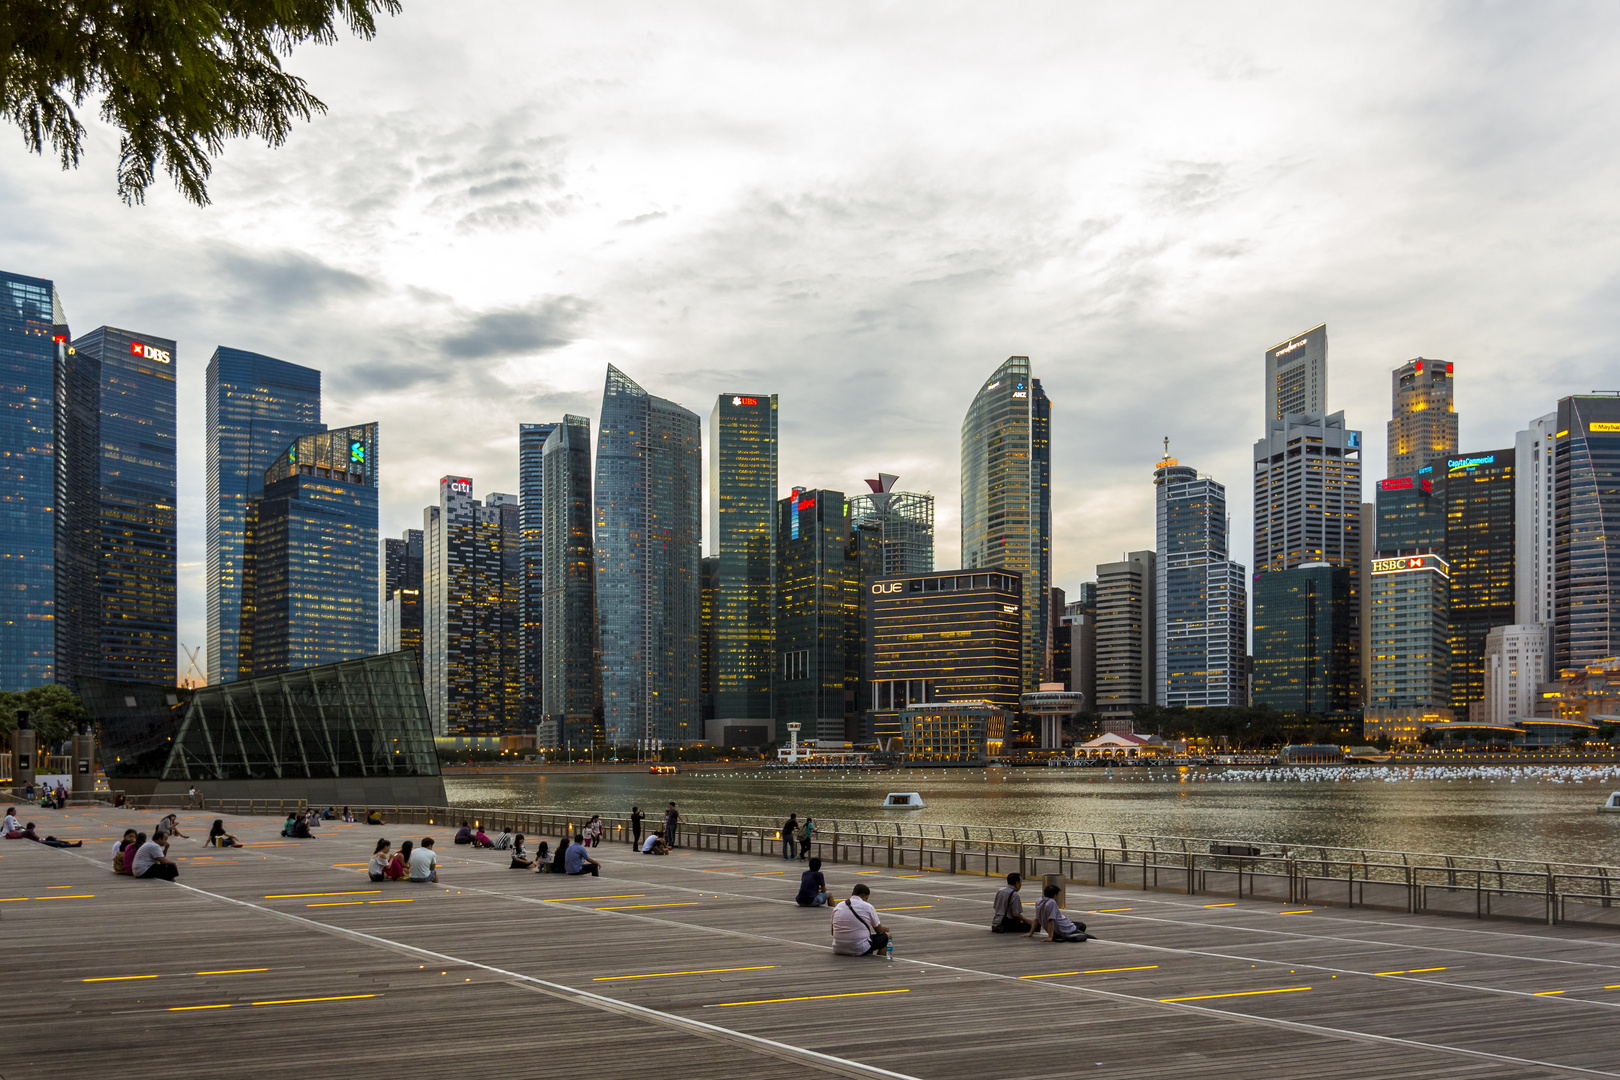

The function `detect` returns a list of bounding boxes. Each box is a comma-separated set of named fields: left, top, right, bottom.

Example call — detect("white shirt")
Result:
left=368, top=852, right=390, bottom=876
left=641, top=834, right=658, bottom=852
left=832, top=897, right=880, bottom=955
left=407, top=847, right=438, bottom=881
left=3, top=814, right=21, bottom=834
left=131, top=840, right=166, bottom=876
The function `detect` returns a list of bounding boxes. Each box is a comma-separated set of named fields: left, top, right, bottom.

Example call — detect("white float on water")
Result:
left=882, top=792, right=926, bottom=809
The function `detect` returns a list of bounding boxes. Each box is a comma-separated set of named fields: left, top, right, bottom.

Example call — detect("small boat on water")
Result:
left=883, top=791, right=926, bottom=809
left=1603, top=791, right=1620, bottom=813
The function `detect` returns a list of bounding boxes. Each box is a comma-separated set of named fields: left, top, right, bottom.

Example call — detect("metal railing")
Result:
left=198, top=801, right=1620, bottom=930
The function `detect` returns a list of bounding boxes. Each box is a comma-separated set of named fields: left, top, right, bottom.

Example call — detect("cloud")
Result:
left=208, top=247, right=379, bottom=310
left=437, top=296, right=591, bottom=360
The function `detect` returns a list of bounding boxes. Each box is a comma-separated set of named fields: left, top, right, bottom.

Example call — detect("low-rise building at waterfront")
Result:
left=900, top=701, right=1006, bottom=764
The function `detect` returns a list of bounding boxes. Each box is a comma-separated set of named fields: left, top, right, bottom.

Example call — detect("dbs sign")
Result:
left=130, top=340, right=172, bottom=364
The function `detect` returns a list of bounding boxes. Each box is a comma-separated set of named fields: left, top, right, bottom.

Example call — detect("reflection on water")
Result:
left=444, top=766, right=1620, bottom=866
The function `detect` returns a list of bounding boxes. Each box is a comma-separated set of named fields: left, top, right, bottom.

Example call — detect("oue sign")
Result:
left=130, top=340, right=172, bottom=364
left=872, top=582, right=903, bottom=595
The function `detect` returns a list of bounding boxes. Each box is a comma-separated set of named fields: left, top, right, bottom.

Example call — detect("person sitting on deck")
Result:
left=548, top=837, right=571, bottom=875
left=509, top=835, right=533, bottom=869
left=387, top=840, right=412, bottom=881
left=113, top=829, right=138, bottom=873
left=18, top=822, right=41, bottom=841
left=472, top=826, right=494, bottom=849
left=207, top=820, right=242, bottom=848
left=564, top=834, right=600, bottom=876
left=407, top=837, right=439, bottom=883
left=369, top=839, right=392, bottom=881
left=640, top=831, right=668, bottom=855
left=2, top=807, right=20, bottom=835
left=282, top=813, right=297, bottom=837
left=40, top=834, right=81, bottom=848
left=366, top=810, right=384, bottom=826
left=831, top=883, right=889, bottom=956
left=343, top=806, right=355, bottom=823
left=1024, top=884, right=1088, bottom=943
left=991, top=873, right=1032, bottom=934
left=132, top=831, right=178, bottom=880
left=157, top=813, right=189, bottom=840
left=492, top=826, right=514, bottom=851
left=796, top=856, right=830, bottom=907
left=454, top=821, right=475, bottom=845
left=291, top=817, right=315, bottom=839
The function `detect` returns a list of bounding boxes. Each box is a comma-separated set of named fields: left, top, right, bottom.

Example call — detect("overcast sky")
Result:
left=4, top=2, right=1618, bottom=682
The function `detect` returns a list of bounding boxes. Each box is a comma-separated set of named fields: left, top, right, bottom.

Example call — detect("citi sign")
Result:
left=130, top=341, right=171, bottom=364
left=446, top=478, right=472, bottom=494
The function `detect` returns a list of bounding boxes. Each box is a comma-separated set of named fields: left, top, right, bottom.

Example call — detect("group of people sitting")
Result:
left=112, top=827, right=178, bottom=879
left=2, top=806, right=81, bottom=847
left=991, top=872, right=1089, bottom=942
left=281, top=810, right=324, bottom=838
left=367, top=837, right=440, bottom=882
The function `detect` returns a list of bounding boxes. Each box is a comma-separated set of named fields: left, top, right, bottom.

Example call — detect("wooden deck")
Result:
left=5, top=807, right=1620, bottom=1079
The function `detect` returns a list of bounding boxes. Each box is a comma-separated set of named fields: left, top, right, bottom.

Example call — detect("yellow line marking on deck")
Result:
left=549, top=895, right=647, bottom=902
left=1533, top=990, right=1567, bottom=996
left=195, top=969, right=269, bottom=975
left=876, top=906, right=934, bottom=911
left=37, top=894, right=94, bottom=899
left=1020, top=966, right=1160, bottom=979
left=710, top=989, right=910, bottom=1008
left=1374, top=967, right=1448, bottom=975
left=43, top=884, right=73, bottom=888
left=266, top=890, right=382, bottom=899
left=84, top=975, right=160, bottom=982
left=368, top=898, right=415, bottom=904
left=1089, top=908, right=1135, bottom=913
left=753, top=871, right=785, bottom=876
left=253, top=994, right=377, bottom=1006
left=593, top=902, right=701, bottom=910
left=594, top=965, right=779, bottom=981
left=1161, top=987, right=1311, bottom=1003
left=168, top=1003, right=233, bottom=1011
left=1278, top=910, right=1314, bottom=915
left=1202, top=903, right=1236, bottom=908
left=307, top=901, right=365, bottom=907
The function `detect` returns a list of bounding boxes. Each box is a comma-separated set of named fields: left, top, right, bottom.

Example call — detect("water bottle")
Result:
left=885, top=939, right=894, bottom=961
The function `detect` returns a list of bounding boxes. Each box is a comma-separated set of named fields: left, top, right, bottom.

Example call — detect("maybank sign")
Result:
left=1448, top=454, right=1496, bottom=471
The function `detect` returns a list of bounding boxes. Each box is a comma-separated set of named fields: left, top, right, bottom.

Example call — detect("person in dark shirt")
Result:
left=796, top=856, right=830, bottom=907
left=454, top=821, right=475, bottom=845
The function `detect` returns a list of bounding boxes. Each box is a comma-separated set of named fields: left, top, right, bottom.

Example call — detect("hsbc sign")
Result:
left=130, top=340, right=171, bottom=364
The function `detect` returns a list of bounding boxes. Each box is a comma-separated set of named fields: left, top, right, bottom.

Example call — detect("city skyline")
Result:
left=5, top=6, right=1620, bottom=681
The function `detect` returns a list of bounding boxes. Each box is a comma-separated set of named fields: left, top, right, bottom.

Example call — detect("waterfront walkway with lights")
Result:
left=6, top=807, right=1620, bottom=1079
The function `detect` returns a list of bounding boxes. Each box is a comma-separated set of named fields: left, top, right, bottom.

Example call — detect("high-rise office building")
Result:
left=700, top=555, right=718, bottom=726
left=1049, top=585, right=1069, bottom=689
left=238, top=424, right=378, bottom=678
left=0, top=271, right=65, bottom=690
left=1516, top=412, right=1557, bottom=637
left=595, top=366, right=701, bottom=746
left=423, top=477, right=522, bottom=735
left=1094, top=551, right=1156, bottom=722
left=1368, top=553, right=1451, bottom=709
left=1387, top=358, right=1457, bottom=477
left=1442, top=449, right=1515, bottom=712
left=207, top=348, right=323, bottom=685
left=517, top=422, right=558, bottom=725
left=961, top=356, right=1051, bottom=690
left=1375, top=473, right=1445, bottom=554
left=540, top=416, right=602, bottom=751
left=1252, top=564, right=1356, bottom=714
left=1553, top=394, right=1620, bottom=669
left=848, top=474, right=935, bottom=576
left=1484, top=624, right=1548, bottom=726
left=57, top=327, right=178, bottom=687
left=709, top=392, right=777, bottom=739
left=1154, top=450, right=1246, bottom=709
left=1062, top=584, right=1098, bottom=709
left=1265, top=324, right=1327, bottom=423
left=773, top=488, right=880, bottom=746
left=867, top=569, right=1023, bottom=746
left=380, top=529, right=423, bottom=673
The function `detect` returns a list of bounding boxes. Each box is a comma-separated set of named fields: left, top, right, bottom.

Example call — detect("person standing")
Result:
left=585, top=815, right=603, bottom=847
left=630, top=806, right=644, bottom=849
left=798, top=816, right=814, bottom=860
left=663, top=802, right=680, bottom=848
left=782, top=813, right=799, bottom=860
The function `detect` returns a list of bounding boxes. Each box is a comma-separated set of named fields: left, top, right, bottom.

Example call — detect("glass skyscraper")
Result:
left=540, top=415, right=602, bottom=751
left=1387, top=358, right=1457, bottom=477
left=0, top=270, right=65, bottom=690
left=708, top=392, right=777, bottom=739
left=595, top=365, right=701, bottom=746
left=207, top=348, right=323, bottom=685
left=961, top=356, right=1051, bottom=690
left=848, top=477, right=935, bottom=576
left=1154, top=451, right=1246, bottom=709
left=1251, top=564, right=1355, bottom=714
left=238, top=424, right=378, bottom=678
left=1441, top=449, right=1515, bottom=711
left=517, top=421, right=558, bottom=723
left=1553, top=395, right=1620, bottom=669
left=58, top=326, right=178, bottom=686
left=380, top=528, right=423, bottom=674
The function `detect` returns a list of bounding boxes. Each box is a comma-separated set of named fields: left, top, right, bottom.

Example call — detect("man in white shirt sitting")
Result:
left=407, top=837, right=439, bottom=882
left=132, top=831, right=179, bottom=880
left=1024, top=884, right=1088, bottom=942
left=831, top=883, right=890, bottom=956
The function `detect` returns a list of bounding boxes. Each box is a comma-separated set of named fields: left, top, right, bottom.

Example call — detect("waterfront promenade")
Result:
left=6, top=807, right=1620, bottom=1078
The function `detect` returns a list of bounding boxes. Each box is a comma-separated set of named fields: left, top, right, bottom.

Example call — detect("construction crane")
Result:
left=179, top=644, right=205, bottom=689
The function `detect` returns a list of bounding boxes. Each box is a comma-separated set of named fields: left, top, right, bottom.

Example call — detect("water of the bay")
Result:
left=445, top=764, right=1620, bottom=867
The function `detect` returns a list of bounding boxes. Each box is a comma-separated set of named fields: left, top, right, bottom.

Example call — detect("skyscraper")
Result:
left=1387, top=358, right=1458, bottom=477
left=0, top=270, right=65, bottom=690
left=1368, top=552, right=1451, bottom=709
left=1252, top=564, right=1356, bottom=713
left=709, top=392, right=777, bottom=739
left=517, top=421, right=558, bottom=724
left=1375, top=472, right=1444, bottom=553
left=1516, top=412, right=1558, bottom=665
left=238, top=424, right=378, bottom=678
left=540, top=416, right=602, bottom=751
left=595, top=366, right=701, bottom=746
left=961, top=356, right=1051, bottom=690
left=773, top=487, right=880, bottom=746
left=1552, top=394, right=1620, bottom=669
left=1264, top=324, right=1327, bottom=422
left=1442, top=449, right=1515, bottom=712
left=848, top=474, right=935, bottom=575
left=58, top=326, right=178, bottom=686
left=1062, top=584, right=1098, bottom=709
left=207, top=348, right=323, bottom=685
left=1094, top=551, right=1156, bottom=723
left=1484, top=624, right=1547, bottom=726
left=380, top=529, right=423, bottom=674
left=1154, top=449, right=1246, bottom=709
left=422, top=478, right=522, bottom=735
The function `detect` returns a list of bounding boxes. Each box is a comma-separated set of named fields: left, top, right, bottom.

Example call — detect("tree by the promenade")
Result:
left=0, top=684, right=88, bottom=746
left=1, top=0, right=400, bottom=206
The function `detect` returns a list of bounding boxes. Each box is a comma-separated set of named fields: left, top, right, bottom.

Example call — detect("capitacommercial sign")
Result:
left=1448, top=454, right=1496, bottom=471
